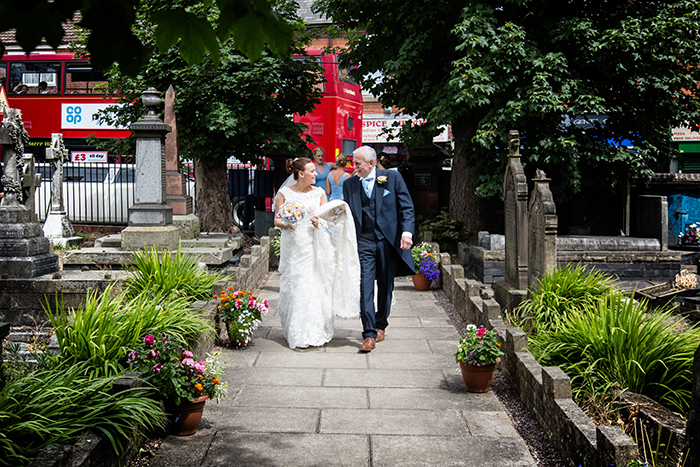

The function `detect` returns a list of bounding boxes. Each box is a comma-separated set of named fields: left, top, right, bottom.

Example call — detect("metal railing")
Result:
left=1, top=162, right=273, bottom=226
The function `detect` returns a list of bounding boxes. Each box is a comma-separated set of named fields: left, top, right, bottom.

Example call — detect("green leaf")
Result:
left=152, top=9, right=219, bottom=65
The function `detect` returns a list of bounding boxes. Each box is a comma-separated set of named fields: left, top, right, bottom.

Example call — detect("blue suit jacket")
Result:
left=343, top=169, right=416, bottom=277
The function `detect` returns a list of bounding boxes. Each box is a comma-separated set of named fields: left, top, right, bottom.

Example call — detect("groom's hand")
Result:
left=400, top=235, right=413, bottom=250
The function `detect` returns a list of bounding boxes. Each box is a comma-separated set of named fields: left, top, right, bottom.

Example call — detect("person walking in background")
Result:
left=326, top=154, right=349, bottom=201
left=343, top=146, right=416, bottom=352
left=312, top=147, right=333, bottom=189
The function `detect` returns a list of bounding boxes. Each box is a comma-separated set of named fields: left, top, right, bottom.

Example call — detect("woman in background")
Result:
left=326, top=154, right=349, bottom=201
left=312, top=147, right=333, bottom=189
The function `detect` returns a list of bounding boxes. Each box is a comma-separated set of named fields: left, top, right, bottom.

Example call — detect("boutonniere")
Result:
left=377, top=176, right=388, bottom=185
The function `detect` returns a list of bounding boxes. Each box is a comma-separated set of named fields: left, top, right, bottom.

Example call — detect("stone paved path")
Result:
left=151, top=272, right=536, bottom=466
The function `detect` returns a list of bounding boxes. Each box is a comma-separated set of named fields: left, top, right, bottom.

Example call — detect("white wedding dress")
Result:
left=277, top=187, right=360, bottom=349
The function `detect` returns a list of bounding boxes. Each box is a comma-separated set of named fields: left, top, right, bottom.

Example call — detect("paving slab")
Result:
left=149, top=270, right=536, bottom=466
left=201, top=433, right=370, bottom=467
left=320, top=408, right=469, bottom=435
left=234, top=385, right=368, bottom=409
left=324, top=368, right=447, bottom=388
left=371, top=435, right=537, bottom=467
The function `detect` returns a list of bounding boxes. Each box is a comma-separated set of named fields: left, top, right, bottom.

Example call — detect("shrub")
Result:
left=418, top=208, right=468, bottom=250
left=513, top=263, right=614, bottom=335
left=530, top=292, right=700, bottom=415
left=122, top=244, right=225, bottom=302
left=47, top=285, right=213, bottom=378
left=0, top=362, right=165, bottom=466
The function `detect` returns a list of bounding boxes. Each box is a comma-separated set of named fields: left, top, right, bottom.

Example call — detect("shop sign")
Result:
left=363, top=115, right=449, bottom=143
left=672, top=126, right=700, bottom=142
left=71, top=151, right=108, bottom=163
left=61, top=103, right=125, bottom=130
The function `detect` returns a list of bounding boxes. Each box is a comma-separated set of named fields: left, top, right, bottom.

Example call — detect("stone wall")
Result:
left=441, top=254, right=639, bottom=466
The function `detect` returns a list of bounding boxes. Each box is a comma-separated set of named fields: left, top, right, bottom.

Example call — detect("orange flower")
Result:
left=213, top=377, right=220, bottom=385
left=228, top=286, right=234, bottom=290
left=195, top=383, right=203, bottom=391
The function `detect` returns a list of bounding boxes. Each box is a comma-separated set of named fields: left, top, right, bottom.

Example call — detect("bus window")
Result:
left=342, top=139, right=357, bottom=155
left=65, top=64, right=108, bottom=94
left=9, top=62, right=61, bottom=94
left=0, top=63, right=6, bottom=92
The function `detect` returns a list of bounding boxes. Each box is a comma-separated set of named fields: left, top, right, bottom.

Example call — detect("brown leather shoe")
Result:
left=376, top=329, right=385, bottom=342
left=359, top=337, right=376, bottom=352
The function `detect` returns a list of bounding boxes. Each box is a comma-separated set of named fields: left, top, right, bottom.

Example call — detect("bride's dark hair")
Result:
left=286, top=157, right=312, bottom=179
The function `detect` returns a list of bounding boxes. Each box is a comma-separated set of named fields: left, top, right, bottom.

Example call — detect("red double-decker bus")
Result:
left=294, top=50, right=363, bottom=163
left=0, top=53, right=129, bottom=161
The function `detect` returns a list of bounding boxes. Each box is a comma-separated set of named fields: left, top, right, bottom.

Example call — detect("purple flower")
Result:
left=144, top=334, right=155, bottom=347
left=147, top=349, right=158, bottom=360
left=127, top=351, right=138, bottom=363
left=152, top=363, right=163, bottom=373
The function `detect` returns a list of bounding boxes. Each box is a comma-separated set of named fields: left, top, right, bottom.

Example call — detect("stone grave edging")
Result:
left=440, top=253, right=639, bottom=466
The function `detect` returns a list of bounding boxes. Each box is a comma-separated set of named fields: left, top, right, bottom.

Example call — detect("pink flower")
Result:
left=194, top=361, right=206, bottom=373
left=182, top=357, right=194, bottom=367
left=182, top=350, right=193, bottom=358
left=235, top=300, right=242, bottom=308
left=263, top=299, right=269, bottom=308
left=152, top=363, right=163, bottom=373
left=127, top=351, right=138, bottom=363
left=477, top=327, right=487, bottom=338
left=147, top=349, right=158, bottom=360
left=144, top=334, right=155, bottom=347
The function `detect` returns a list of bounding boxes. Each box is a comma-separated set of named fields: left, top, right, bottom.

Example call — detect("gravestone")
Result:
left=503, top=130, right=529, bottom=289
left=494, top=130, right=529, bottom=309
left=42, top=134, right=82, bottom=247
left=528, top=169, right=558, bottom=288
left=20, top=153, right=41, bottom=222
left=164, top=85, right=199, bottom=239
left=120, top=88, right=179, bottom=251
left=0, top=107, right=58, bottom=277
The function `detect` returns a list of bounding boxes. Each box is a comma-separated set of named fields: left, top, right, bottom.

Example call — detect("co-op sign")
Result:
left=362, top=115, right=450, bottom=144
left=61, top=103, right=124, bottom=130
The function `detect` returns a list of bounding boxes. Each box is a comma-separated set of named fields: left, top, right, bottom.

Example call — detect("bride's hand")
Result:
left=311, top=215, right=319, bottom=228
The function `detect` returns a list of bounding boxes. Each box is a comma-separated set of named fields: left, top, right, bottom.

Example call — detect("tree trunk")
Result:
left=449, top=117, right=488, bottom=243
left=194, top=157, right=238, bottom=233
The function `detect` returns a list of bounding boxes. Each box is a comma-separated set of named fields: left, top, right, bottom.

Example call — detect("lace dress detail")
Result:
left=277, top=188, right=360, bottom=349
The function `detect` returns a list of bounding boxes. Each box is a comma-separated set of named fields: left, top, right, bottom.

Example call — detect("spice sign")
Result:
left=71, top=151, right=108, bottom=163
left=362, top=115, right=449, bottom=143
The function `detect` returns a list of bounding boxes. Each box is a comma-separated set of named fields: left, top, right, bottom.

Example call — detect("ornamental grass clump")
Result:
left=530, top=292, right=700, bottom=416
left=0, top=361, right=165, bottom=466
left=454, top=325, right=504, bottom=367
left=216, top=288, right=269, bottom=345
left=123, top=244, right=225, bottom=302
left=513, top=263, right=614, bottom=335
left=411, top=242, right=441, bottom=282
left=47, top=285, right=212, bottom=378
left=128, top=334, right=228, bottom=405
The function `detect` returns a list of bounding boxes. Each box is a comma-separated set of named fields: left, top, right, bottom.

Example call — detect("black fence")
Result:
left=1, top=162, right=274, bottom=226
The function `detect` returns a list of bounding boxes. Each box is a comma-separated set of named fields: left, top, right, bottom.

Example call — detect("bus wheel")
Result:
left=231, top=197, right=251, bottom=230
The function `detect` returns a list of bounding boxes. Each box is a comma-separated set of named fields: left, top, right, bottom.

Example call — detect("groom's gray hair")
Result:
left=353, top=146, right=377, bottom=163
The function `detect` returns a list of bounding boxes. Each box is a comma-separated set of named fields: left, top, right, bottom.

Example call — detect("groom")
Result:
left=343, top=146, right=416, bottom=352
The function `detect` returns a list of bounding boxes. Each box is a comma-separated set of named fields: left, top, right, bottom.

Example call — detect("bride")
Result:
left=274, top=157, right=360, bottom=349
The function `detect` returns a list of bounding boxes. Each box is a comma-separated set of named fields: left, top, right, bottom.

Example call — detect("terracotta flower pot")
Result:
left=459, top=362, right=496, bottom=393
left=169, top=394, right=208, bottom=436
left=412, top=272, right=431, bottom=291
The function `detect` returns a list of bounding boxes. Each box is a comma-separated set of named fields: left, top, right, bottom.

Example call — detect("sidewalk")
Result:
left=151, top=272, right=536, bottom=466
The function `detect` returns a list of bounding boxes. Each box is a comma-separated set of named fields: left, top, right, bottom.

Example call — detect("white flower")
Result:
left=466, top=324, right=477, bottom=331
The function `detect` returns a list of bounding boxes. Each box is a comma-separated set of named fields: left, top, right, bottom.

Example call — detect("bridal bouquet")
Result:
left=277, top=201, right=306, bottom=226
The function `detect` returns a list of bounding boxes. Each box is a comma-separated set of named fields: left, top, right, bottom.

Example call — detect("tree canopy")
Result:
left=0, top=0, right=293, bottom=75
left=315, top=0, right=700, bottom=233
left=91, top=0, right=324, bottom=231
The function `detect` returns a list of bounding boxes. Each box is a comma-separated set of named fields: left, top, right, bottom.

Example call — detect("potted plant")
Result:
left=454, top=325, right=504, bottom=392
left=127, top=333, right=228, bottom=435
left=410, top=242, right=440, bottom=290
left=215, top=288, right=269, bottom=347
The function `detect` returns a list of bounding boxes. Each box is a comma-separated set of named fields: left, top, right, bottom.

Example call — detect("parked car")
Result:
left=34, top=162, right=195, bottom=224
